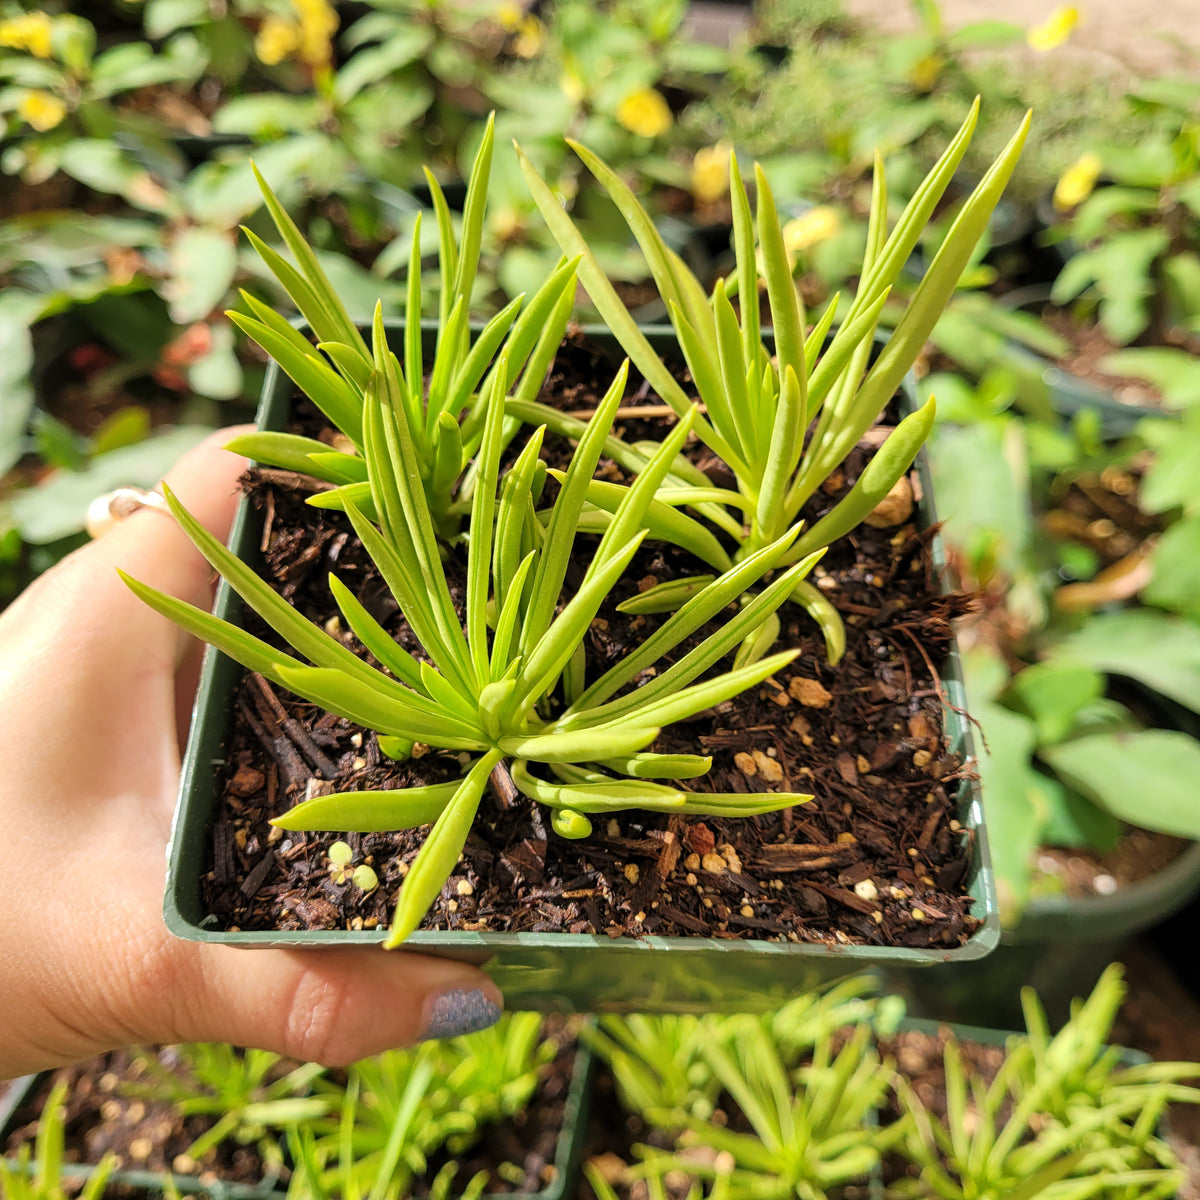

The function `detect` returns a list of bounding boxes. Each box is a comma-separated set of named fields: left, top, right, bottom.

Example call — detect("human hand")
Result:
left=0, top=426, right=502, bottom=1080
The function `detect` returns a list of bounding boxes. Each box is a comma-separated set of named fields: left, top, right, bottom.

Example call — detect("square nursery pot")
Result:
left=0, top=1032, right=594, bottom=1200
left=164, top=321, right=999, bottom=1012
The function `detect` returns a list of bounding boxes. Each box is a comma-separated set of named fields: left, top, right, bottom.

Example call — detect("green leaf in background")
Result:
left=167, top=228, right=239, bottom=324
left=1144, top=516, right=1200, bottom=620
left=1007, top=660, right=1104, bottom=746
left=1139, top=411, right=1200, bottom=515
left=143, top=0, right=209, bottom=38
left=927, top=421, right=1032, bottom=582
left=965, top=648, right=1042, bottom=923
left=187, top=320, right=243, bottom=401
left=0, top=293, right=36, bottom=476
left=1050, top=609, right=1200, bottom=715
left=1041, top=729, right=1200, bottom=839
left=1035, top=772, right=1123, bottom=855
left=90, top=407, right=152, bottom=456
left=1099, top=347, right=1200, bottom=409
left=9, top=427, right=212, bottom=543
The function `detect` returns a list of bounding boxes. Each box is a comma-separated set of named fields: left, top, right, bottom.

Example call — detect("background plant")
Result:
left=586, top=977, right=905, bottom=1200
left=120, top=1042, right=329, bottom=1173
left=892, top=964, right=1200, bottom=1199
left=519, top=103, right=1028, bottom=665
left=0, top=1080, right=115, bottom=1200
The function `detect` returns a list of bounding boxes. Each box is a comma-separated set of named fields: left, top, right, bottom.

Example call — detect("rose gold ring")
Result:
left=86, top=486, right=172, bottom=539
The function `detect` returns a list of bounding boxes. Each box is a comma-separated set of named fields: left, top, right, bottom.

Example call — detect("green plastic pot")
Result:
left=884, top=837, right=1200, bottom=1030
left=163, top=321, right=999, bottom=1012
left=0, top=1035, right=594, bottom=1200
left=996, top=285, right=1166, bottom=435
left=0, top=1069, right=283, bottom=1200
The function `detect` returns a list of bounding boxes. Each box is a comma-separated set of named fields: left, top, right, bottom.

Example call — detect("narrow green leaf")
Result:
left=430, top=411, right=465, bottom=502
left=491, top=551, right=536, bottom=678
left=494, top=428, right=545, bottom=611
left=515, top=143, right=692, bottom=418
left=520, top=362, right=628, bottom=657
left=227, top=311, right=364, bottom=443
left=568, top=138, right=713, bottom=341
left=729, top=150, right=761, bottom=363
left=570, top=525, right=802, bottom=713
left=306, top=452, right=367, bottom=484
left=423, top=167, right=457, bottom=332
left=755, top=164, right=806, bottom=388
left=153, top=484, right=407, bottom=695
left=271, top=780, right=462, bottom=831
left=516, top=532, right=646, bottom=707
left=712, top=283, right=754, bottom=466
left=224, top=431, right=341, bottom=478
left=596, top=752, right=712, bottom=779
left=754, top=364, right=805, bottom=542
left=790, top=577, right=847, bottom=665
left=442, top=293, right=522, bottom=424
left=120, top=570, right=300, bottom=681
left=584, top=649, right=800, bottom=732
left=590, top=409, right=697, bottom=581
left=511, top=760, right=688, bottom=812
left=453, top=114, right=495, bottom=337
left=569, top=477, right=732, bottom=572
left=467, top=357, right=509, bottom=682
left=384, top=750, right=501, bottom=947
left=317, top=340, right=372, bottom=393
left=403, top=212, right=423, bottom=422
left=252, top=162, right=368, bottom=354
left=615, top=575, right=717, bottom=615
left=328, top=573, right=423, bottom=690
left=501, top=726, right=661, bottom=762
left=789, top=397, right=935, bottom=562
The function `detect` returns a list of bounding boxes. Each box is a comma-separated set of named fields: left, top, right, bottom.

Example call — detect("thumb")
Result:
left=133, top=938, right=503, bottom=1065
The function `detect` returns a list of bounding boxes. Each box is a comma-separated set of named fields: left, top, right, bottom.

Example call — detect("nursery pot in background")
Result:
left=0, top=1034, right=595, bottom=1200
left=885, top=839, right=1200, bottom=1030
left=164, top=321, right=999, bottom=1013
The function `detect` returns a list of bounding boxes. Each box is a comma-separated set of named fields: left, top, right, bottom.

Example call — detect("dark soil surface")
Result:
left=199, top=332, right=979, bottom=948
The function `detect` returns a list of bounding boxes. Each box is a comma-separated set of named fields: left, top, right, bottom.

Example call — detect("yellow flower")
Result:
left=783, top=206, right=841, bottom=256
left=560, top=69, right=586, bottom=104
left=293, top=0, right=337, bottom=67
left=493, top=1, right=523, bottom=31
left=255, top=15, right=300, bottom=65
left=1027, top=5, right=1080, bottom=51
left=513, top=14, right=543, bottom=58
left=0, top=11, right=54, bottom=58
left=615, top=87, right=672, bottom=139
left=1053, top=151, right=1103, bottom=211
left=908, top=52, right=944, bottom=93
left=17, top=89, right=66, bottom=131
left=691, top=141, right=732, bottom=204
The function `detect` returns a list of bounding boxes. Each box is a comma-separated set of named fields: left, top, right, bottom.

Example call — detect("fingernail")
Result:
left=419, top=987, right=502, bottom=1042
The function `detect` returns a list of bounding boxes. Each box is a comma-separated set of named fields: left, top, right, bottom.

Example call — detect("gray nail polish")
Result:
left=420, top=988, right=502, bottom=1041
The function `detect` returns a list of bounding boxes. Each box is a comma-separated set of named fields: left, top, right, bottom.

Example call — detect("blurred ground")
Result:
left=841, top=0, right=1200, bottom=77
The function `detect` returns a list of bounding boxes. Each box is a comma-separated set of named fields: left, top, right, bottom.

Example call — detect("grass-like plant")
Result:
left=0, top=1080, right=115, bottom=1200
left=125, top=309, right=818, bottom=946
left=287, top=1013, right=557, bottom=1200
left=893, top=964, right=1200, bottom=1200
left=517, top=102, right=1030, bottom=663
left=120, top=1044, right=329, bottom=1174
left=588, top=980, right=903, bottom=1200
left=224, top=115, right=580, bottom=538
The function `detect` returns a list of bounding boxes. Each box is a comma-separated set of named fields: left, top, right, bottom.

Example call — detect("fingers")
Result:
left=135, top=939, right=504, bottom=1066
